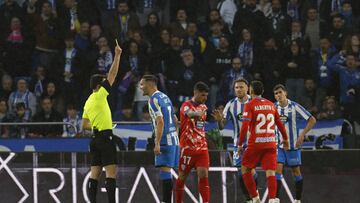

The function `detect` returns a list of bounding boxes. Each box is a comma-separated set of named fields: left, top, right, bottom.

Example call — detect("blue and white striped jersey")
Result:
left=275, top=99, right=312, bottom=150
left=148, top=91, right=179, bottom=146
left=223, top=95, right=251, bottom=147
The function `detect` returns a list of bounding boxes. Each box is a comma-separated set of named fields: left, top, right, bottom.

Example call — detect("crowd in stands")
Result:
left=0, top=0, right=359, bottom=138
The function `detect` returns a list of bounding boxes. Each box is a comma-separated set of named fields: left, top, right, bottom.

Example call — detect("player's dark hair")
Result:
left=273, top=84, right=287, bottom=92
left=141, top=74, right=158, bottom=85
left=250, top=80, right=264, bottom=95
left=234, top=78, right=248, bottom=86
left=194, top=81, right=209, bottom=92
left=90, top=74, right=106, bottom=90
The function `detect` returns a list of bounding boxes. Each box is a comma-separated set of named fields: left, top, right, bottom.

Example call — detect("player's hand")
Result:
left=211, top=109, right=223, bottom=122
left=114, top=40, right=122, bottom=56
left=282, top=140, right=290, bottom=150
left=295, top=133, right=306, bottom=148
left=154, top=143, right=161, bottom=156
left=237, top=145, right=243, bottom=155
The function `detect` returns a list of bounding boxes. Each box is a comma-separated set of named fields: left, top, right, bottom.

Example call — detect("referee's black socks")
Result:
left=88, top=178, right=98, bottom=203
left=160, top=171, right=173, bottom=203
left=105, top=178, right=116, bottom=203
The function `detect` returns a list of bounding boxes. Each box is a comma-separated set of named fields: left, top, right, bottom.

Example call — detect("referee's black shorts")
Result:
left=90, top=129, right=117, bottom=166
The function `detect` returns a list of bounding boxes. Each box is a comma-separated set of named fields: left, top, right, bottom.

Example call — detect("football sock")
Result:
left=88, top=178, right=98, bottom=203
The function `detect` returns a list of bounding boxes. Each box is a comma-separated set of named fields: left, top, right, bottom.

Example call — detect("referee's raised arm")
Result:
left=107, top=42, right=122, bottom=86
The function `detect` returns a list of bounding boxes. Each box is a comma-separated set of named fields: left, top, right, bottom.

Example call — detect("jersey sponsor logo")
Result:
left=280, top=114, right=288, bottom=123
left=255, top=137, right=276, bottom=143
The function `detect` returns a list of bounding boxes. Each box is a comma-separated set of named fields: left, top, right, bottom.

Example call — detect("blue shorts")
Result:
left=277, top=148, right=302, bottom=167
left=155, top=145, right=180, bottom=168
left=233, top=146, right=245, bottom=167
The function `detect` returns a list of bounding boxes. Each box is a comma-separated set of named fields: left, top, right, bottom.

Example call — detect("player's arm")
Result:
left=186, top=109, right=205, bottom=118
left=238, top=104, right=251, bottom=147
left=81, top=118, right=91, bottom=131
left=295, top=104, right=317, bottom=147
left=155, top=116, right=164, bottom=146
left=212, top=103, right=230, bottom=130
left=107, top=42, right=122, bottom=86
left=274, top=110, right=289, bottom=149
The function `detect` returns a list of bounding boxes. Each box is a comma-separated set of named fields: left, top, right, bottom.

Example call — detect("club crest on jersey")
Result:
left=237, top=113, right=243, bottom=120
left=196, top=121, right=205, bottom=129
left=280, top=114, right=288, bottom=123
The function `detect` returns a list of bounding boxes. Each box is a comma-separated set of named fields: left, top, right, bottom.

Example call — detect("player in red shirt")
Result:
left=176, top=82, right=210, bottom=203
left=238, top=81, right=289, bottom=203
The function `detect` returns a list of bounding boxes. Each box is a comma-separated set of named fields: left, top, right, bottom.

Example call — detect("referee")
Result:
left=82, top=43, right=122, bottom=203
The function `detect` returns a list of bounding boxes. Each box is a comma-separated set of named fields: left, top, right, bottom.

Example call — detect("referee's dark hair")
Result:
left=194, top=81, right=209, bottom=92
left=90, top=74, right=106, bottom=90
left=250, top=80, right=264, bottom=95
left=141, top=74, right=158, bottom=85
left=273, top=84, right=287, bottom=92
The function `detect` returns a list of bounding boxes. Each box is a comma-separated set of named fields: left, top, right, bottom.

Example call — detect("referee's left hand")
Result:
left=154, top=143, right=161, bottom=155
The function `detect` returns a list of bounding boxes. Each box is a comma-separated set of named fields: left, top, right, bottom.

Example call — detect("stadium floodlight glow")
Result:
left=0, top=153, right=29, bottom=203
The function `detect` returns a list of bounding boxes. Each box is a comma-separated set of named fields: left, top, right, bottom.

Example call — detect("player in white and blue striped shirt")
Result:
left=212, top=78, right=255, bottom=203
left=273, top=84, right=316, bottom=203
left=140, top=75, right=179, bottom=203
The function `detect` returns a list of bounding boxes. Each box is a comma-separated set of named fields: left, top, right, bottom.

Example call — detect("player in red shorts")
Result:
left=175, top=82, right=210, bottom=203
left=238, top=81, right=289, bottom=203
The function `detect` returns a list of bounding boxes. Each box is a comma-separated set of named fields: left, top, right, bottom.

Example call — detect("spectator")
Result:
left=298, top=78, right=326, bottom=115
left=330, top=54, right=360, bottom=120
left=220, top=56, right=252, bottom=102
left=128, top=29, right=150, bottom=56
left=257, top=0, right=271, bottom=17
left=163, top=35, right=183, bottom=102
left=120, top=104, right=135, bottom=121
left=255, top=37, right=283, bottom=100
left=27, top=1, right=63, bottom=70
left=62, top=33, right=80, bottom=106
left=199, top=9, right=228, bottom=37
left=312, top=36, right=338, bottom=95
left=74, top=21, right=90, bottom=51
left=61, top=0, right=81, bottom=32
left=232, top=0, right=269, bottom=44
left=336, top=34, right=360, bottom=66
left=29, top=96, right=63, bottom=137
left=132, top=0, right=167, bottom=26
left=141, top=105, right=151, bottom=121
left=42, top=81, right=65, bottom=114
left=95, top=35, right=113, bottom=75
left=216, top=0, right=237, bottom=32
left=341, top=1, right=359, bottom=33
left=286, top=0, right=301, bottom=21
left=317, top=96, right=342, bottom=120
left=236, top=29, right=258, bottom=72
left=3, top=102, right=30, bottom=138
left=176, top=49, right=203, bottom=104
left=0, top=0, right=23, bottom=32
left=283, top=21, right=311, bottom=53
left=169, top=8, right=188, bottom=38
left=142, top=12, right=161, bottom=46
left=94, top=0, right=117, bottom=27
left=304, top=8, right=325, bottom=51
left=329, top=14, right=349, bottom=50
left=267, top=0, right=291, bottom=42
left=182, top=21, right=207, bottom=60
left=0, top=98, right=8, bottom=137
left=282, top=40, right=311, bottom=101
left=62, top=104, right=81, bottom=137
left=205, top=35, right=232, bottom=110
left=106, top=0, right=140, bottom=44
left=2, top=16, right=32, bottom=77
left=29, top=66, right=49, bottom=99
left=133, top=80, right=149, bottom=121
left=89, top=24, right=102, bottom=46
left=207, top=20, right=226, bottom=50
left=0, top=74, right=13, bottom=99
left=8, top=78, right=36, bottom=116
